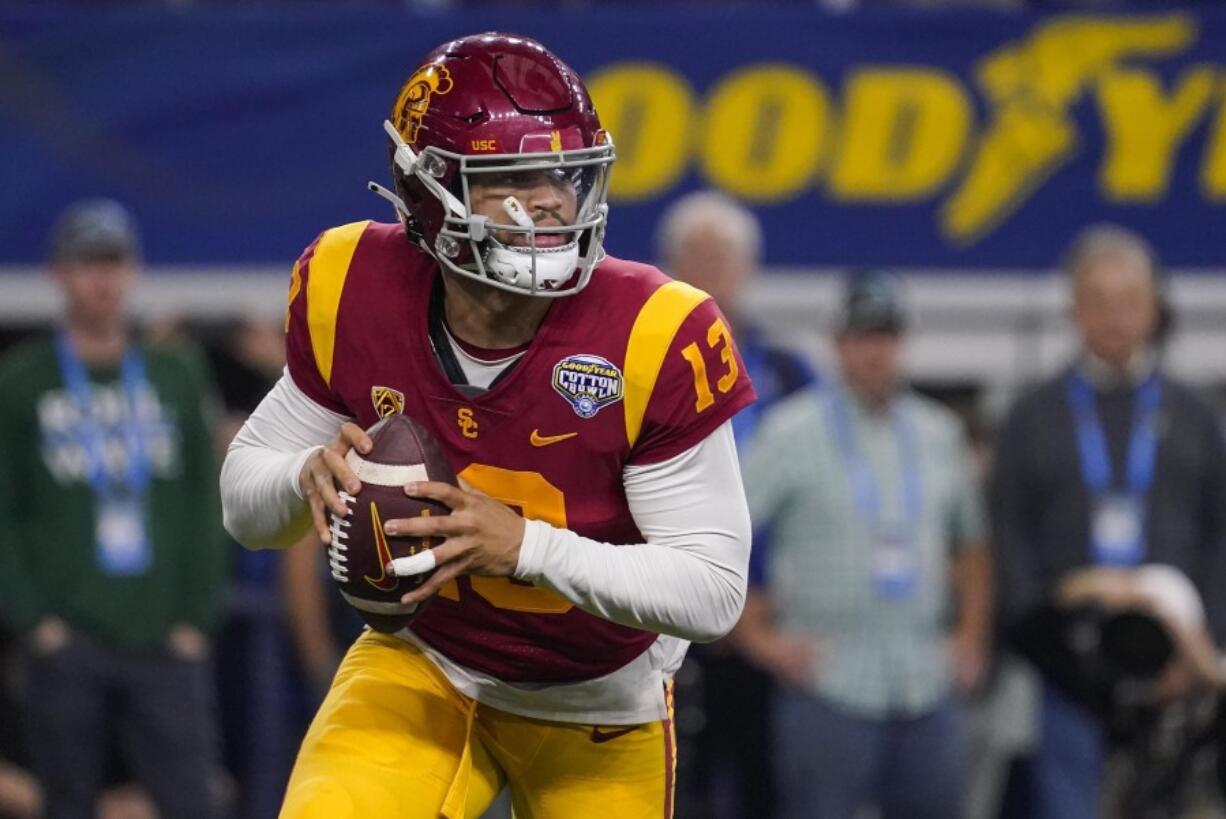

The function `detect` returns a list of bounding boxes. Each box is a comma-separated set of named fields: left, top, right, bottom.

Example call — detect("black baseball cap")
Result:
left=48, top=199, right=142, bottom=265
left=838, top=269, right=906, bottom=335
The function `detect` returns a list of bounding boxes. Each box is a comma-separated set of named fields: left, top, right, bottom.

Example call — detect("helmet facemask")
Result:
left=373, top=120, right=614, bottom=298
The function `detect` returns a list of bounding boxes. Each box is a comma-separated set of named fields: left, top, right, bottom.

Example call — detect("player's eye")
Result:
left=483, top=173, right=522, bottom=189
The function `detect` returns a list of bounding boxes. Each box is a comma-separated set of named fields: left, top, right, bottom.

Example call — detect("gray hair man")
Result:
left=656, top=191, right=815, bottom=819
left=991, top=224, right=1226, bottom=819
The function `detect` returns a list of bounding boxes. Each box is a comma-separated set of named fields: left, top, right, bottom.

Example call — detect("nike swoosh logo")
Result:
left=364, top=502, right=399, bottom=592
left=589, top=725, right=638, bottom=744
left=530, top=430, right=578, bottom=447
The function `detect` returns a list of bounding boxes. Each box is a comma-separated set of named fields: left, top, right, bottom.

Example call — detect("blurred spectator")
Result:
left=204, top=316, right=365, bottom=709
left=735, top=270, right=992, bottom=819
left=281, top=532, right=364, bottom=707
left=658, top=191, right=816, bottom=819
left=209, top=317, right=293, bottom=447
left=657, top=191, right=817, bottom=452
left=0, top=200, right=228, bottom=819
left=204, top=315, right=304, bottom=819
left=990, top=224, right=1226, bottom=819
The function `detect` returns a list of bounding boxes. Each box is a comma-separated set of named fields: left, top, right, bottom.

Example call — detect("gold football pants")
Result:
left=280, top=631, right=675, bottom=819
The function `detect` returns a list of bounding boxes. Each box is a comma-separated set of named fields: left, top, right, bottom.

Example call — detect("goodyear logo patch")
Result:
left=552, top=355, right=623, bottom=419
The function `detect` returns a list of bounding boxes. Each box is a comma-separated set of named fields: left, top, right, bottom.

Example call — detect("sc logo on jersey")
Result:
left=552, top=355, right=623, bottom=419
left=457, top=407, right=479, bottom=439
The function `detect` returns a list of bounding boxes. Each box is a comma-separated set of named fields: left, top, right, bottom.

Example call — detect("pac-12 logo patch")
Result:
left=552, top=355, right=623, bottom=419
left=371, top=386, right=405, bottom=419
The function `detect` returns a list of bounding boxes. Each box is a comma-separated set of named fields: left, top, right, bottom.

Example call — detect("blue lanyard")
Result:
left=825, top=389, right=923, bottom=529
left=54, top=332, right=151, bottom=495
left=1065, top=371, right=1162, bottom=495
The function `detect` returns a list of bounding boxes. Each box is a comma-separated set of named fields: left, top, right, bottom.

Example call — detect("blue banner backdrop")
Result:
left=1, top=6, right=1224, bottom=269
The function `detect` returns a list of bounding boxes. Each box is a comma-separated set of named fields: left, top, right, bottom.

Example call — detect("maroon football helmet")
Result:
left=370, top=33, right=615, bottom=297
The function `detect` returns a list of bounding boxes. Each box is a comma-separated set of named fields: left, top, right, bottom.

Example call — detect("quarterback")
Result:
left=220, top=33, right=754, bottom=818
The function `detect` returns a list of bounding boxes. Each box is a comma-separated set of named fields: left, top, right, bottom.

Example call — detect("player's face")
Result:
left=1073, top=250, right=1158, bottom=368
left=53, top=258, right=138, bottom=332
left=469, top=169, right=580, bottom=248
left=836, top=330, right=903, bottom=405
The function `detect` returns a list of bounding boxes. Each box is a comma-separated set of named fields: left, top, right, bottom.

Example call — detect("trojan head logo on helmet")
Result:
left=391, top=64, right=454, bottom=145
left=370, top=33, right=615, bottom=298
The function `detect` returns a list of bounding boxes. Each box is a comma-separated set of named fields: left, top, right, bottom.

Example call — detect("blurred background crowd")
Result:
left=2, top=1, right=1226, bottom=818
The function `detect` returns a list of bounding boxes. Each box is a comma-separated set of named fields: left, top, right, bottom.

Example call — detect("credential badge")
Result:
left=552, top=354, right=623, bottom=419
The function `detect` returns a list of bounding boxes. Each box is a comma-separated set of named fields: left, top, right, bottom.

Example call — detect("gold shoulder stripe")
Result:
left=284, top=260, right=302, bottom=334
left=306, top=221, right=370, bottom=387
left=623, top=280, right=710, bottom=448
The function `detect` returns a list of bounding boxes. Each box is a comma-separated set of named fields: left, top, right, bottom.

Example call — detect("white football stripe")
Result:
left=345, top=450, right=430, bottom=487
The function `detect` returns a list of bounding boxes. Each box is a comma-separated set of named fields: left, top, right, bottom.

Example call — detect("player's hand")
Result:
left=297, top=422, right=373, bottom=544
left=383, top=481, right=526, bottom=607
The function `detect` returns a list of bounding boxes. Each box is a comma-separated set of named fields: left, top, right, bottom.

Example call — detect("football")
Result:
left=327, top=413, right=456, bottom=633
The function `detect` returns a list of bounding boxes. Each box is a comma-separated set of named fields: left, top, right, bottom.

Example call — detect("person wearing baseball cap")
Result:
left=45, top=200, right=144, bottom=355
left=49, top=198, right=143, bottom=265
left=0, top=199, right=228, bottom=817
left=734, top=268, right=992, bottom=818
left=833, top=269, right=909, bottom=412
left=838, top=268, right=907, bottom=336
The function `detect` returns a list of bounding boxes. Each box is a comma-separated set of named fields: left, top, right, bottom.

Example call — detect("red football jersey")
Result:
left=285, top=221, right=755, bottom=684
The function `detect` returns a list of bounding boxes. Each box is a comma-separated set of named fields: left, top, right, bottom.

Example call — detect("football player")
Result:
left=220, top=33, right=754, bottom=819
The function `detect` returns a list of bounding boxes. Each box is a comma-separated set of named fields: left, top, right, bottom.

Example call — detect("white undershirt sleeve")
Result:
left=514, top=421, right=751, bottom=643
left=219, top=369, right=352, bottom=550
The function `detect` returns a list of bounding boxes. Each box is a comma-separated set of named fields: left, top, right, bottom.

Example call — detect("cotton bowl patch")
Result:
left=552, top=355, right=623, bottom=419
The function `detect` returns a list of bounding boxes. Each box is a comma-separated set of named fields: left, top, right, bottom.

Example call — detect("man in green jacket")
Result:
left=0, top=200, right=227, bottom=819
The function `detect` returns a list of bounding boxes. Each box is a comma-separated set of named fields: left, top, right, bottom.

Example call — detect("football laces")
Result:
left=328, top=492, right=355, bottom=582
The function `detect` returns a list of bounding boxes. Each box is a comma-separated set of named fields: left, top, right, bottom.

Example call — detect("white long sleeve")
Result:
left=219, top=370, right=351, bottom=549
left=514, top=422, right=751, bottom=643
